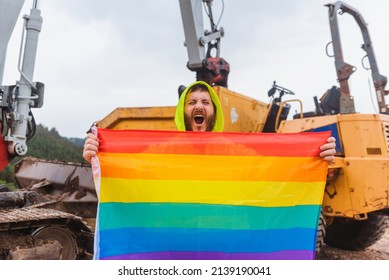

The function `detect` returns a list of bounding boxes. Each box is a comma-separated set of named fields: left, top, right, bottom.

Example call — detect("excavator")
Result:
left=277, top=1, right=389, bottom=251
left=0, top=0, right=388, bottom=259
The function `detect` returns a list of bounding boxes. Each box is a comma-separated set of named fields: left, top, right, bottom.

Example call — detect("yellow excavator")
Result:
left=277, top=1, right=389, bottom=251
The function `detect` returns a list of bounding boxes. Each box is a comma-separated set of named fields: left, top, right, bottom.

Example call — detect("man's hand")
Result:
left=83, top=133, right=99, bottom=163
left=320, top=136, right=336, bottom=162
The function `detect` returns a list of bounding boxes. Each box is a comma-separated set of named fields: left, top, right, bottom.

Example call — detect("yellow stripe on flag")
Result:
left=100, top=177, right=324, bottom=206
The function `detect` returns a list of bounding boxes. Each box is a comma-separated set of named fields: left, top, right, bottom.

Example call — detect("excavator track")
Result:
left=0, top=207, right=94, bottom=260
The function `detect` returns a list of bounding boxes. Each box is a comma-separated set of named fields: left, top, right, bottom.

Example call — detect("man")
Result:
left=83, top=81, right=336, bottom=162
left=175, top=81, right=224, bottom=132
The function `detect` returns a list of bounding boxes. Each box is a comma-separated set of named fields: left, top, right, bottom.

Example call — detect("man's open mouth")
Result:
left=194, top=115, right=204, bottom=124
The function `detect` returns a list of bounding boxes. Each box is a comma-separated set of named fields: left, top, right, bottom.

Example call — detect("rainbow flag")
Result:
left=93, top=129, right=329, bottom=260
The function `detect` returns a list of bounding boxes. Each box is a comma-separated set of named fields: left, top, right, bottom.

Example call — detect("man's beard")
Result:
left=184, top=114, right=215, bottom=131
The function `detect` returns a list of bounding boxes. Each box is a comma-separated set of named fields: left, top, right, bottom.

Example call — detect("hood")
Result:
left=174, top=81, right=224, bottom=132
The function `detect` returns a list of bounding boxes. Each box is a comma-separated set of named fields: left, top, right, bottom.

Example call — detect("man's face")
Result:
left=184, top=89, right=215, bottom=131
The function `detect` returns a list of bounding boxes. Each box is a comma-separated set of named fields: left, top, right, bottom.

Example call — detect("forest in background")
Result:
left=0, top=124, right=85, bottom=186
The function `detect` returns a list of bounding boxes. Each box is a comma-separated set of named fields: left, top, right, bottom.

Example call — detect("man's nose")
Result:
left=194, top=102, right=204, bottom=109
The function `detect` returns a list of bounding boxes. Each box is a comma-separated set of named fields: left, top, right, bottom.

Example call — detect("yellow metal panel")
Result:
left=214, top=86, right=269, bottom=132
left=323, top=158, right=389, bottom=218
left=277, top=115, right=339, bottom=133
left=338, top=114, right=389, bottom=157
left=97, top=107, right=177, bottom=130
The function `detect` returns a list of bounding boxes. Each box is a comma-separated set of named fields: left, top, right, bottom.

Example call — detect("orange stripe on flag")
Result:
left=99, top=153, right=326, bottom=182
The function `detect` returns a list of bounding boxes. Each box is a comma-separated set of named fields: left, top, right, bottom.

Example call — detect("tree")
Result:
left=0, top=124, right=85, bottom=186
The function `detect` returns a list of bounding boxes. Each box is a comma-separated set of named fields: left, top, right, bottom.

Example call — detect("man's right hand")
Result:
left=83, top=133, right=99, bottom=163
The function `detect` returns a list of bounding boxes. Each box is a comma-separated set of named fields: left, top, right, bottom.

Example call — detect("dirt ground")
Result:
left=316, top=228, right=389, bottom=260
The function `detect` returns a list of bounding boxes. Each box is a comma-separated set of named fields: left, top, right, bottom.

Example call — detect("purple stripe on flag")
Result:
left=101, top=250, right=314, bottom=260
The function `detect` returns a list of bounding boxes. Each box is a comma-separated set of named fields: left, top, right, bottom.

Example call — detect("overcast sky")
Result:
left=3, top=0, right=389, bottom=138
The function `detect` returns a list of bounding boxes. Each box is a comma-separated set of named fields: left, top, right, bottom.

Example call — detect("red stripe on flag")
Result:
left=98, top=129, right=331, bottom=157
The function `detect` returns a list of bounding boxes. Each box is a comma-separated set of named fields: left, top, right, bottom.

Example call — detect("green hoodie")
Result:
left=174, top=81, right=224, bottom=132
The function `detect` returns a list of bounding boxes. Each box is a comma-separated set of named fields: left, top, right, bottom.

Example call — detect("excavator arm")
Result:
left=0, top=0, right=44, bottom=161
left=326, top=1, right=389, bottom=114
left=179, top=0, right=230, bottom=87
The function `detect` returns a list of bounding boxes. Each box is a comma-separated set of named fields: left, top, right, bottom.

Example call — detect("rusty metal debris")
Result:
left=0, top=157, right=97, bottom=259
